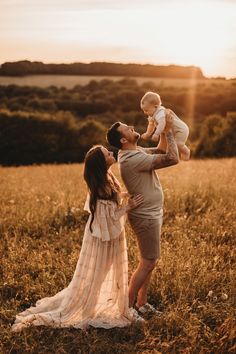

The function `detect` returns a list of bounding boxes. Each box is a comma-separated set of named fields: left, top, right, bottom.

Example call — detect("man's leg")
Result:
left=128, top=258, right=157, bottom=308
left=136, top=271, right=153, bottom=308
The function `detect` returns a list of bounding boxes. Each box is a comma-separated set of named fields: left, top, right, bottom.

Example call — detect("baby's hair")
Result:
left=140, top=91, right=162, bottom=109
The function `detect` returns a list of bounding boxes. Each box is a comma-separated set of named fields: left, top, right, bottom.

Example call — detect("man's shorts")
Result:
left=128, top=214, right=162, bottom=260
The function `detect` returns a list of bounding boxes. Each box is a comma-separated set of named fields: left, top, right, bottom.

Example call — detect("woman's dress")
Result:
left=12, top=198, right=132, bottom=331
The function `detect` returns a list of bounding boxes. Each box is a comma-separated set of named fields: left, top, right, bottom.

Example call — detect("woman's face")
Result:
left=101, top=147, right=116, bottom=167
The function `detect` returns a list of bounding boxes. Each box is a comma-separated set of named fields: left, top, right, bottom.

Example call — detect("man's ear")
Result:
left=120, top=137, right=127, bottom=144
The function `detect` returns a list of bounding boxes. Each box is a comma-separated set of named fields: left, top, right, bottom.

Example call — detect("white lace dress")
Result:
left=12, top=198, right=132, bottom=332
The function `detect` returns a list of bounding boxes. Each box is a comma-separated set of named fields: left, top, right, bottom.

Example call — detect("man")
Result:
left=106, top=111, right=179, bottom=321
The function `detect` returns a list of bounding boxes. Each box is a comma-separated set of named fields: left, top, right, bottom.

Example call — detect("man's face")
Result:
left=117, top=123, right=140, bottom=144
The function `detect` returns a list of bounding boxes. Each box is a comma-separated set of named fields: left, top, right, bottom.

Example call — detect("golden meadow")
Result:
left=1, top=159, right=235, bottom=353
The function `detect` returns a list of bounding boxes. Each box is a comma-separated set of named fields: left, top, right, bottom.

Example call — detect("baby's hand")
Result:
left=141, top=133, right=149, bottom=140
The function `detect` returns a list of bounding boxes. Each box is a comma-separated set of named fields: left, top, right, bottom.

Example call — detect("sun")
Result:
left=142, top=1, right=232, bottom=76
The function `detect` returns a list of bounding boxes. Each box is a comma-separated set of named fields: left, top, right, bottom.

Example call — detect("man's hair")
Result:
left=106, top=122, right=122, bottom=149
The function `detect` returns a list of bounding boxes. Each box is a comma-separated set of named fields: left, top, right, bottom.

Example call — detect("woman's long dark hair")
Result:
left=83, top=145, right=121, bottom=232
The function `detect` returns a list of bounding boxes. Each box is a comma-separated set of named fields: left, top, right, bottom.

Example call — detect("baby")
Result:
left=140, top=91, right=190, bottom=161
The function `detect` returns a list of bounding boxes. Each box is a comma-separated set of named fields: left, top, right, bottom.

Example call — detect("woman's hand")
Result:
left=127, top=194, right=144, bottom=210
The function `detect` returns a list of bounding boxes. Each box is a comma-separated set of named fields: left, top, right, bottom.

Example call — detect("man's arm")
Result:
left=141, top=133, right=167, bottom=155
left=151, top=130, right=179, bottom=170
left=141, top=146, right=166, bottom=155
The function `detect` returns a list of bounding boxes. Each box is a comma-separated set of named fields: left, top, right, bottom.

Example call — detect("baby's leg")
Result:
left=175, top=130, right=190, bottom=161
left=178, top=143, right=191, bottom=161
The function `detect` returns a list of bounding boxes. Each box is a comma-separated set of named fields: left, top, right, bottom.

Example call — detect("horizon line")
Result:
left=0, top=59, right=235, bottom=80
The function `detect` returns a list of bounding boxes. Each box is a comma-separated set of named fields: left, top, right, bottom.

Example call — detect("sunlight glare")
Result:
left=147, top=2, right=232, bottom=75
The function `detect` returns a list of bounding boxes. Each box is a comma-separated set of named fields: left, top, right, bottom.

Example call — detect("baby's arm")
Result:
left=152, top=116, right=166, bottom=142
left=141, top=117, right=156, bottom=140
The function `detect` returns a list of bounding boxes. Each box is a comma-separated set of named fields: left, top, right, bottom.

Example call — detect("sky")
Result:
left=1, top=0, right=236, bottom=78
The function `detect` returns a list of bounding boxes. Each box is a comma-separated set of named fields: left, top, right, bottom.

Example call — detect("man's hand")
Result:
left=151, top=134, right=159, bottom=142
left=164, top=109, right=174, bottom=133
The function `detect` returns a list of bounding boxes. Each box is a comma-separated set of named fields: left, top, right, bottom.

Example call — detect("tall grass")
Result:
left=0, top=159, right=235, bottom=353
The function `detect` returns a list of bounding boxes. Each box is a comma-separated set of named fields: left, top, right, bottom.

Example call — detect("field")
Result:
left=0, top=159, right=235, bottom=353
left=0, top=75, right=234, bottom=89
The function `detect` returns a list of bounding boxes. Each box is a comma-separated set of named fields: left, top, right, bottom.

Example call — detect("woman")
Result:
left=12, top=145, right=143, bottom=331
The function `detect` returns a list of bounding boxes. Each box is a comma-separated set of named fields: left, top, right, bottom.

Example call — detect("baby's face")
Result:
left=142, top=103, right=157, bottom=117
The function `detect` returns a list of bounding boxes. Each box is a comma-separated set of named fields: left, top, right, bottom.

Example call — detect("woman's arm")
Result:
left=113, top=194, right=144, bottom=219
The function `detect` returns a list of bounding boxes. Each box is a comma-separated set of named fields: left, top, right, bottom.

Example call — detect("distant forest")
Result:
left=0, top=60, right=205, bottom=79
left=0, top=77, right=236, bottom=165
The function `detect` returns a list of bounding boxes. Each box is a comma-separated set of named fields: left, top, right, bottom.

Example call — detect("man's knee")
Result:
left=141, top=258, right=158, bottom=272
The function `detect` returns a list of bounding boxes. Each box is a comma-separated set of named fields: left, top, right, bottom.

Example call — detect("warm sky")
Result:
left=1, top=0, right=236, bottom=78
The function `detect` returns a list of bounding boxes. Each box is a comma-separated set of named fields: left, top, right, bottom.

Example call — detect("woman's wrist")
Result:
left=125, top=204, right=130, bottom=212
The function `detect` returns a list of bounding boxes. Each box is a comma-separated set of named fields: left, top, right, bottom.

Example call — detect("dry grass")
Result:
left=0, top=159, right=235, bottom=353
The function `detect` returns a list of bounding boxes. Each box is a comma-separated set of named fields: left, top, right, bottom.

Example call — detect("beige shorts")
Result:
left=128, top=215, right=162, bottom=260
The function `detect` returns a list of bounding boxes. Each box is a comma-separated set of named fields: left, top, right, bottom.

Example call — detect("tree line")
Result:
left=0, top=78, right=236, bottom=165
left=0, top=60, right=204, bottom=79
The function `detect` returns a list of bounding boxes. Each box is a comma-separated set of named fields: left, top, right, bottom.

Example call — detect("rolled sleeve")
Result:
left=133, top=153, right=157, bottom=172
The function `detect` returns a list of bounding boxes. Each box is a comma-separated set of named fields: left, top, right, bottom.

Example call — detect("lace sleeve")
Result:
left=84, top=200, right=127, bottom=242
